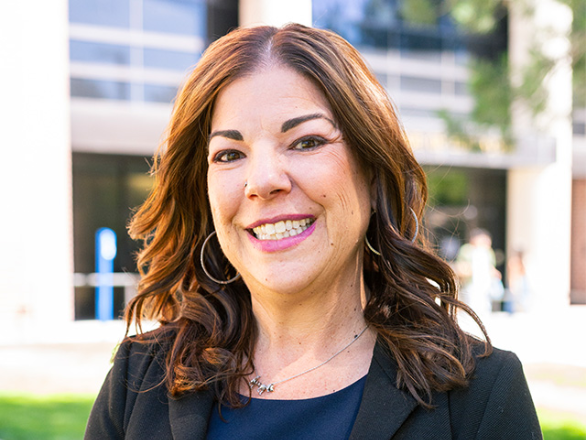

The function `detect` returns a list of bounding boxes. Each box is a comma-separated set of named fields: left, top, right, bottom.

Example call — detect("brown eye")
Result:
left=292, top=136, right=326, bottom=150
left=215, top=150, right=243, bottom=163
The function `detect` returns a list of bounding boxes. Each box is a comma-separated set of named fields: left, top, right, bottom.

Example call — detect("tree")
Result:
left=403, top=0, right=584, bottom=150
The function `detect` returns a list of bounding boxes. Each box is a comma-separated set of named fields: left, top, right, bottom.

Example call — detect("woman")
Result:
left=86, top=24, right=541, bottom=439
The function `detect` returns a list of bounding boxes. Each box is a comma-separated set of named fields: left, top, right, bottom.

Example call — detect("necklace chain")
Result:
left=249, top=325, right=370, bottom=395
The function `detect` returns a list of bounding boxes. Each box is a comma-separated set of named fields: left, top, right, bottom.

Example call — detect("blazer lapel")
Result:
left=349, top=342, right=418, bottom=440
left=168, top=388, right=215, bottom=440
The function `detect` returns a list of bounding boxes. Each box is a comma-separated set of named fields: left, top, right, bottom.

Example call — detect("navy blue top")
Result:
left=206, top=376, right=367, bottom=440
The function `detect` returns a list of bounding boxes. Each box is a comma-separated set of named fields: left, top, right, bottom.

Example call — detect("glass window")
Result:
left=313, top=0, right=373, bottom=48
left=401, top=31, right=442, bottom=60
left=400, top=76, right=442, bottom=94
left=143, top=47, right=199, bottom=71
left=70, top=40, right=131, bottom=65
left=69, top=0, right=130, bottom=28
left=144, top=84, right=178, bottom=103
left=359, top=26, right=394, bottom=50
left=143, top=0, right=206, bottom=36
left=72, top=153, right=152, bottom=319
left=399, top=107, right=437, bottom=118
left=71, top=78, right=131, bottom=100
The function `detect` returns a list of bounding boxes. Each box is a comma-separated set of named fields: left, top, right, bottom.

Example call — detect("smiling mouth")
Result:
left=251, top=218, right=316, bottom=241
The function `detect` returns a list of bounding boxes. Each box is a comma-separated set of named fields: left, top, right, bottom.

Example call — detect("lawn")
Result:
left=0, top=393, right=584, bottom=439
left=0, top=393, right=95, bottom=440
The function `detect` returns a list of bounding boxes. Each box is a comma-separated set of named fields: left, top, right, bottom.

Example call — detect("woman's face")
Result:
left=207, top=65, right=373, bottom=295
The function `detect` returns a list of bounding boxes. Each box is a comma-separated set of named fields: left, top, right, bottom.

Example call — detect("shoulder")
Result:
left=453, top=344, right=527, bottom=404
left=85, top=326, right=176, bottom=439
left=447, top=346, right=542, bottom=439
left=115, top=327, right=174, bottom=371
left=472, top=345, right=524, bottom=382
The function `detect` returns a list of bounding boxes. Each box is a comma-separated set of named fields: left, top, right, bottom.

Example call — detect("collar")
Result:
left=167, top=340, right=419, bottom=440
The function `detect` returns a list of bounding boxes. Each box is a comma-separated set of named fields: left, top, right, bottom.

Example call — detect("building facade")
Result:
left=1, top=0, right=583, bottom=330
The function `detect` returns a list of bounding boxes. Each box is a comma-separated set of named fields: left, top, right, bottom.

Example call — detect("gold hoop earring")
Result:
left=365, top=211, right=381, bottom=256
left=200, top=231, right=241, bottom=284
left=365, top=208, right=420, bottom=256
left=365, top=235, right=381, bottom=256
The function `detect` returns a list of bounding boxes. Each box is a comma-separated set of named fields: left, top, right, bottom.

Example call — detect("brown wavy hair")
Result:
left=126, top=23, right=490, bottom=408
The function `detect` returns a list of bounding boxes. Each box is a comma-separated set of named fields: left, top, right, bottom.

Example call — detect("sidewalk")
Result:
left=1, top=307, right=585, bottom=417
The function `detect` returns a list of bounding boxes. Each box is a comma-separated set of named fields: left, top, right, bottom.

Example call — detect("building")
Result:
left=0, top=0, right=582, bottom=330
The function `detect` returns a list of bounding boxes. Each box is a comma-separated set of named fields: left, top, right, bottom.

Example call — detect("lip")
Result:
left=247, top=220, right=317, bottom=252
left=246, top=214, right=315, bottom=230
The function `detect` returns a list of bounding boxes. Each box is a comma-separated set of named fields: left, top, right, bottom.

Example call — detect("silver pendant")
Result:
left=250, top=376, right=274, bottom=395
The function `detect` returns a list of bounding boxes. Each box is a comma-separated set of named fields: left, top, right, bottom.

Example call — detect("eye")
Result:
left=291, top=136, right=327, bottom=151
left=213, top=149, right=244, bottom=163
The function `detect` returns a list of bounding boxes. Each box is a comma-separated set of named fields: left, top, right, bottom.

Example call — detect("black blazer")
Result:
left=85, top=337, right=542, bottom=439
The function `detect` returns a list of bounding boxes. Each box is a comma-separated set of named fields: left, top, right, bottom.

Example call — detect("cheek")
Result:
left=207, top=173, right=240, bottom=227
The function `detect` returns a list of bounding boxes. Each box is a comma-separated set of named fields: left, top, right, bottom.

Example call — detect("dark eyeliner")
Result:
left=213, top=149, right=243, bottom=163
left=291, top=135, right=328, bottom=150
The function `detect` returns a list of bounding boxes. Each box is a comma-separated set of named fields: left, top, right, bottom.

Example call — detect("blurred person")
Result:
left=504, top=249, right=530, bottom=313
left=85, top=24, right=541, bottom=439
left=456, top=228, right=504, bottom=319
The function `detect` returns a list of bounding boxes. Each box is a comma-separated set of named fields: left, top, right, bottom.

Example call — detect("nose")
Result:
left=244, top=147, right=292, bottom=200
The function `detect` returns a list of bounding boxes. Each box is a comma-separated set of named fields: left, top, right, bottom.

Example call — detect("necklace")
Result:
left=249, top=325, right=370, bottom=395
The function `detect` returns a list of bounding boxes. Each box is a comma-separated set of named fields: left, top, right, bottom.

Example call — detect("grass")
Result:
left=0, top=393, right=584, bottom=439
left=0, top=393, right=96, bottom=440
left=539, top=408, right=586, bottom=440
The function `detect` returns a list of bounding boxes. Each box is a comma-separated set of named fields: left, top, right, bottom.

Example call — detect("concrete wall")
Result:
left=239, top=0, right=312, bottom=27
left=507, top=0, right=573, bottom=309
left=0, top=0, right=74, bottom=327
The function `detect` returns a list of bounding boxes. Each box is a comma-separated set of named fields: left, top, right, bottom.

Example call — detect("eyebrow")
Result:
left=209, top=129, right=243, bottom=142
left=281, top=113, right=336, bottom=133
left=208, top=113, right=336, bottom=142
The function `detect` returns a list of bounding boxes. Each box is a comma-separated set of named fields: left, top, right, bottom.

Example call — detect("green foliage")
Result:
left=0, top=393, right=95, bottom=440
left=399, top=0, right=440, bottom=25
left=562, top=0, right=586, bottom=107
left=426, top=0, right=584, bottom=151
left=436, top=53, right=514, bottom=152
left=469, top=54, right=512, bottom=136
left=516, top=47, right=556, bottom=117
left=426, top=168, right=470, bottom=206
left=447, top=0, right=503, bottom=33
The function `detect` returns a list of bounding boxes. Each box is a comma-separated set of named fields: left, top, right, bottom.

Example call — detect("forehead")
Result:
left=210, top=66, right=333, bottom=130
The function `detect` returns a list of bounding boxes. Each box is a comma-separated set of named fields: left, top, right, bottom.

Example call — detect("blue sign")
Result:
left=95, top=227, right=117, bottom=321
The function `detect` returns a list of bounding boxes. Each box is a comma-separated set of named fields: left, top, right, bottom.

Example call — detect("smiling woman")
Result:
left=85, top=24, right=542, bottom=440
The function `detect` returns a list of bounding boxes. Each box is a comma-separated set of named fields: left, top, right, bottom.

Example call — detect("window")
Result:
left=69, top=0, right=130, bottom=28
left=143, top=47, right=199, bottom=71
left=71, top=78, right=131, bottom=100
left=400, top=76, right=442, bottom=94
left=72, top=153, right=153, bottom=319
left=143, top=0, right=206, bottom=36
left=143, top=84, right=178, bottom=103
left=70, top=40, right=131, bottom=65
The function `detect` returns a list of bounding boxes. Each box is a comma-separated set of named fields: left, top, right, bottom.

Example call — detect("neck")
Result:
left=248, top=267, right=370, bottom=367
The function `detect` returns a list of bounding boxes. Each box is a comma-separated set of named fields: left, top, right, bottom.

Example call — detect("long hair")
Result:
left=127, top=23, right=490, bottom=408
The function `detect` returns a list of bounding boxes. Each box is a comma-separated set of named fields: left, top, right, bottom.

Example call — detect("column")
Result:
left=507, top=0, right=573, bottom=309
left=0, top=0, right=74, bottom=333
left=239, top=0, right=312, bottom=27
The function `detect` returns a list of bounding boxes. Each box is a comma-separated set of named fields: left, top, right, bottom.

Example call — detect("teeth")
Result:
left=275, top=221, right=286, bottom=233
left=251, top=218, right=314, bottom=241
